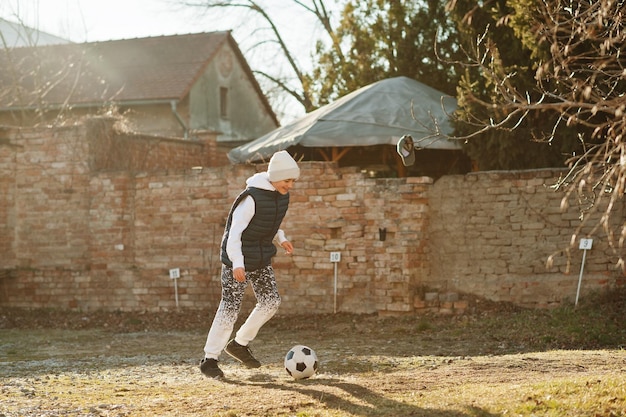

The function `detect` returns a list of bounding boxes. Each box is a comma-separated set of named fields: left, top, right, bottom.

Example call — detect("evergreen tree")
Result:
left=308, top=0, right=463, bottom=106
left=448, top=0, right=582, bottom=170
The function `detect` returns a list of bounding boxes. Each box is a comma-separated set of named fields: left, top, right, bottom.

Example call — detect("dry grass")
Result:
left=1, top=289, right=625, bottom=416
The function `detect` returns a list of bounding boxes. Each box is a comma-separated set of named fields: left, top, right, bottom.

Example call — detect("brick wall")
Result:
left=0, top=128, right=15, bottom=264
left=0, top=119, right=624, bottom=314
left=428, top=170, right=625, bottom=308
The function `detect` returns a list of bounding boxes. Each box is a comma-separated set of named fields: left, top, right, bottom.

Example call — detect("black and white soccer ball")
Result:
left=284, top=345, right=318, bottom=380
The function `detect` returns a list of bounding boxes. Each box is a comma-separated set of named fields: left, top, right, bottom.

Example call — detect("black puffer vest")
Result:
left=220, top=187, right=290, bottom=271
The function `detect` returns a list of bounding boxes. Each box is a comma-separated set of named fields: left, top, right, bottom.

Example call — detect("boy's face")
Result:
left=271, top=178, right=296, bottom=195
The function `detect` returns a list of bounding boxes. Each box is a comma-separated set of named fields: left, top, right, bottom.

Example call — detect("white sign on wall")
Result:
left=169, top=268, right=180, bottom=279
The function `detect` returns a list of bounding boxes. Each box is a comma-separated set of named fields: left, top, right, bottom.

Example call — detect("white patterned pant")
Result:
left=203, top=264, right=281, bottom=359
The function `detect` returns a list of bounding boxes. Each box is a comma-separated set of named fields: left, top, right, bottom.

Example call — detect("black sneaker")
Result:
left=200, top=358, right=224, bottom=379
left=224, top=339, right=261, bottom=368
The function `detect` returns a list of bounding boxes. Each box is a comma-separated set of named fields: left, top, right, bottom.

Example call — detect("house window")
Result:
left=220, top=87, right=229, bottom=119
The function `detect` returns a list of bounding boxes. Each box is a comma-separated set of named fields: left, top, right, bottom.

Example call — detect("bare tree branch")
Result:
left=174, top=0, right=340, bottom=113
left=450, top=0, right=625, bottom=267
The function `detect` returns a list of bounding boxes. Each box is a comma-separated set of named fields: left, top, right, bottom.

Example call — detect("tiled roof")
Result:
left=0, top=31, right=264, bottom=110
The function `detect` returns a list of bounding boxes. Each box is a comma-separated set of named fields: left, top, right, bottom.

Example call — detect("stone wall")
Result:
left=0, top=119, right=623, bottom=315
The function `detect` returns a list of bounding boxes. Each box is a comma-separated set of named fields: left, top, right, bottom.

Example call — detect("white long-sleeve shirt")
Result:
left=225, top=172, right=287, bottom=270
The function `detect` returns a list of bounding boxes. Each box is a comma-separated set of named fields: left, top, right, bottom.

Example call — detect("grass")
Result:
left=1, top=288, right=625, bottom=416
left=508, top=377, right=626, bottom=416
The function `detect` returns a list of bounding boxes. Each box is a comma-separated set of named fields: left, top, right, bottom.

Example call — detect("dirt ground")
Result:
left=1, top=301, right=626, bottom=416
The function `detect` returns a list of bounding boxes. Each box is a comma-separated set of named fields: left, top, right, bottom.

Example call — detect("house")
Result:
left=0, top=31, right=279, bottom=143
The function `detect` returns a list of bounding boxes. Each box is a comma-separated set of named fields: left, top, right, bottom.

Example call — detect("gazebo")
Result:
left=228, top=76, right=462, bottom=177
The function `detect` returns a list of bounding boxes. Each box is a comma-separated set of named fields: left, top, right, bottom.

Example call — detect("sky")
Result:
left=0, top=0, right=321, bottom=44
left=0, top=0, right=334, bottom=122
left=1, top=0, right=214, bottom=42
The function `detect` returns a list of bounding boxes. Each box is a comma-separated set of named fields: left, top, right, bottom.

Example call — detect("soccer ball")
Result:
left=284, top=345, right=318, bottom=380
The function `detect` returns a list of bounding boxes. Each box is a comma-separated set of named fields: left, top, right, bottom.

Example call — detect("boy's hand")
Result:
left=233, top=267, right=246, bottom=282
left=281, top=241, right=294, bottom=255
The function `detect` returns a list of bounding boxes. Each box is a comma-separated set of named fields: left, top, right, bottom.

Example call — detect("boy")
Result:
left=200, top=150, right=300, bottom=379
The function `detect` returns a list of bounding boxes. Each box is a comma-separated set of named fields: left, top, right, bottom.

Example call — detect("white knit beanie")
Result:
left=267, top=151, right=300, bottom=182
